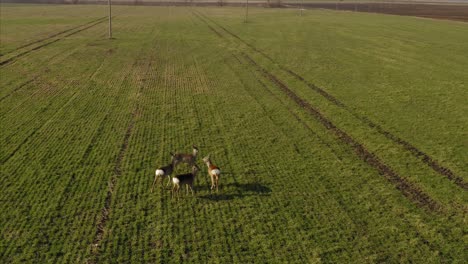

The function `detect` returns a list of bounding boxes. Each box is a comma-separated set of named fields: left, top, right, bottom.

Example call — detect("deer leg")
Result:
left=166, top=175, right=171, bottom=187
left=151, top=176, right=159, bottom=193
left=210, top=174, right=215, bottom=190
left=172, top=184, right=177, bottom=199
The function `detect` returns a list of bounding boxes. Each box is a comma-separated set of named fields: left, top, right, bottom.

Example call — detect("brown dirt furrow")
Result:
left=0, top=17, right=107, bottom=67
left=198, top=13, right=466, bottom=190
left=240, top=52, right=441, bottom=212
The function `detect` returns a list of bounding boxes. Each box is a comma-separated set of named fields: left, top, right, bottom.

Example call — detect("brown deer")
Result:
left=172, top=165, right=199, bottom=199
left=151, top=162, right=174, bottom=192
left=170, top=145, right=199, bottom=167
left=202, top=155, right=221, bottom=192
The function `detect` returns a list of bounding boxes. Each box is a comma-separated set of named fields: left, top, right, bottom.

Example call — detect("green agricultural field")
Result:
left=1, top=4, right=467, bottom=263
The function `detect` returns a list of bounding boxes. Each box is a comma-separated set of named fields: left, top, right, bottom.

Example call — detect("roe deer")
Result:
left=151, top=161, right=174, bottom=192
left=202, top=155, right=221, bottom=192
left=172, top=165, right=199, bottom=199
left=170, top=145, right=199, bottom=167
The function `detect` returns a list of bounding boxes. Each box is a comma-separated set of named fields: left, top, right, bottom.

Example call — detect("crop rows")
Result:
left=0, top=17, right=108, bottom=67
left=191, top=9, right=466, bottom=213
left=1, top=5, right=466, bottom=263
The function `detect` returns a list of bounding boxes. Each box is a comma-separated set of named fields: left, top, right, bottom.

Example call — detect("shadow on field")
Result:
left=198, top=183, right=271, bottom=201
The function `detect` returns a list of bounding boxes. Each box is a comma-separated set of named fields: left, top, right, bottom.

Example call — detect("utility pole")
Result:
left=300, top=0, right=303, bottom=16
left=108, top=0, right=112, bottom=39
left=245, top=0, right=249, bottom=23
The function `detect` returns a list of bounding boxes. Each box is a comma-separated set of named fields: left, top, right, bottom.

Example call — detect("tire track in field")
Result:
left=0, top=36, right=96, bottom=102
left=1, top=17, right=106, bottom=57
left=230, top=54, right=445, bottom=257
left=195, top=12, right=442, bottom=211
left=0, top=87, right=80, bottom=165
left=0, top=45, right=112, bottom=165
left=0, top=17, right=107, bottom=67
left=195, top=11, right=466, bottom=190
left=240, top=52, right=441, bottom=212
left=190, top=22, right=430, bottom=255
left=0, top=77, right=38, bottom=103
left=89, top=110, right=136, bottom=260
left=42, top=54, right=125, bottom=243
left=88, top=104, right=137, bottom=263
left=0, top=28, right=113, bottom=115
left=88, top=58, right=151, bottom=263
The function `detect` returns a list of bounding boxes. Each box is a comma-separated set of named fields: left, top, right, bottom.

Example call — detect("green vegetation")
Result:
left=1, top=4, right=466, bottom=263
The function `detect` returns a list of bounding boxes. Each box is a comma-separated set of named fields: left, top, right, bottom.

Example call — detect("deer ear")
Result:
left=170, top=152, right=174, bottom=156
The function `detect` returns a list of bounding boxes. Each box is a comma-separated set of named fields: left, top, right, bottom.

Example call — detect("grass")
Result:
left=1, top=4, right=467, bottom=263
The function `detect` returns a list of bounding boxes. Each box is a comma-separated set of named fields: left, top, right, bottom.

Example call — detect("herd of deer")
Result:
left=150, top=145, right=221, bottom=199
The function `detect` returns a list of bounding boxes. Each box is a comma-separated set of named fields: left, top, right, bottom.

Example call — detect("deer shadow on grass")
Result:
left=198, top=182, right=272, bottom=201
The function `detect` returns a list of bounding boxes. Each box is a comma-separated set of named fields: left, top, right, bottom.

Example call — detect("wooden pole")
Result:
left=245, top=0, right=249, bottom=23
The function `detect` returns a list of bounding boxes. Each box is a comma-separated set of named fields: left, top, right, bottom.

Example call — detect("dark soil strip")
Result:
left=0, top=17, right=107, bottom=67
left=240, top=52, right=441, bottom=212
left=1, top=17, right=106, bottom=57
left=199, top=12, right=467, bottom=190
left=5, top=1, right=468, bottom=22
left=290, top=3, right=468, bottom=23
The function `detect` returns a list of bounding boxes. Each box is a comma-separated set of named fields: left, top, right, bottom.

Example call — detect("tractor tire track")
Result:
left=0, top=77, right=38, bottom=103
left=0, top=17, right=107, bottom=67
left=231, top=53, right=444, bottom=256
left=1, top=17, right=106, bottom=57
left=88, top=57, right=151, bottom=263
left=194, top=12, right=441, bottom=211
left=196, top=11, right=466, bottom=190
left=0, top=88, right=80, bottom=165
left=88, top=102, right=138, bottom=264
left=283, top=69, right=468, bottom=190
left=44, top=62, right=122, bottom=241
left=239, top=52, right=441, bottom=212
left=89, top=111, right=136, bottom=261
left=1, top=46, right=111, bottom=165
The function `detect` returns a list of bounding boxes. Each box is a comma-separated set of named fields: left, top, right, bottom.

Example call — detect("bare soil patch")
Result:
left=294, top=2, right=468, bottom=22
